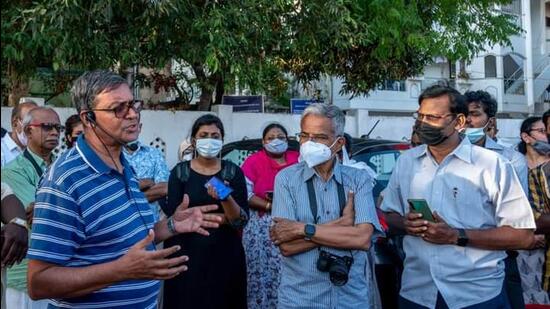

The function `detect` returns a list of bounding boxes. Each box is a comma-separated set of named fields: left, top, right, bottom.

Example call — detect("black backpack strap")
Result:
left=220, top=160, right=237, bottom=182
left=175, top=160, right=191, bottom=183
left=23, top=149, right=44, bottom=177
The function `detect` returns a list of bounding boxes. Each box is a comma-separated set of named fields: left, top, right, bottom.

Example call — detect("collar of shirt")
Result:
left=2, top=133, right=21, bottom=152
left=411, top=137, right=473, bottom=165
left=76, top=134, right=135, bottom=182
left=301, top=158, right=343, bottom=184
left=27, top=147, right=48, bottom=170
left=484, top=136, right=504, bottom=151
left=122, top=141, right=144, bottom=158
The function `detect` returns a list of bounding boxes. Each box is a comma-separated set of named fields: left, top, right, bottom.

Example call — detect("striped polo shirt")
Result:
left=28, top=134, right=159, bottom=308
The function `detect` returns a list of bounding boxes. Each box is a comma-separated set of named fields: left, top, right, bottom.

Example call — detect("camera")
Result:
left=316, top=250, right=354, bottom=286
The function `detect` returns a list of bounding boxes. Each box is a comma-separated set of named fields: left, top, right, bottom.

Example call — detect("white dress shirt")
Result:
left=381, top=138, right=535, bottom=308
left=1, top=133, right=23, bottom=167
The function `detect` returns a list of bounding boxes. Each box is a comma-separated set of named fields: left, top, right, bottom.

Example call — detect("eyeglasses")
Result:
left=530, top=128, right=547, bottom=134
left=27, top=123, right=64, bottom=132
left=93, top=100, right=143, bottom=118
left=413, top=112, right=455, bottom=122
left=297, top=132, right=331, bottom=143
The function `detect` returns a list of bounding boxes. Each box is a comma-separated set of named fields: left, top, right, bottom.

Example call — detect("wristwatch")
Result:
left=456, top=228, right=469, bottom=247
left=9, top=217, right=29, bottom=231
left=304, top=224, right=316, bottom=241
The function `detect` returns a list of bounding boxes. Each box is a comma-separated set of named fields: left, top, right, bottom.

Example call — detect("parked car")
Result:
left=222, top=137, right=410, bottom=202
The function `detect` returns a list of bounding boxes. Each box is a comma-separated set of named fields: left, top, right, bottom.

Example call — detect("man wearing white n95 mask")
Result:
left=270, top=103, right=382, bottom=308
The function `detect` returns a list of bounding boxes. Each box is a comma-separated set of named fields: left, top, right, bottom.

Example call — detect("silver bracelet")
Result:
left=167, top=216, right=177, bottom=234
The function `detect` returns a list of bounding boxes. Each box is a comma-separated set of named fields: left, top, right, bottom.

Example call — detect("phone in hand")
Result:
left=407, top=199, right=435, bottom=222
left=205, top=176, right=233, bottom=200
left=265, top=191, right=273, bottom=201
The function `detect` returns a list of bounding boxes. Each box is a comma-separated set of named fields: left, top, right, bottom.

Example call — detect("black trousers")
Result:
left=504, top=250, right=525, bottom=309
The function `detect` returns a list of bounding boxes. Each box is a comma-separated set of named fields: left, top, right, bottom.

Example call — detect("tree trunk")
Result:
left=7, top=64, right=30, bottom=107
left=213, top=75, right=224, bottom=106
left=198, top=88, right=213, bottom=111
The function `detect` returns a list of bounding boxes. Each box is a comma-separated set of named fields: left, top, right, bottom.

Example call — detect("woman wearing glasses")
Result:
left=241, top=123, right=299, bottom=309
left=517, top=116, right=550, bottom=304
left=162, top=114, right=249, bottom=309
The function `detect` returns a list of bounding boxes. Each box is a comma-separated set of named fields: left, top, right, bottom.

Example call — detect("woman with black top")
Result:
left=162, top=114, right=249, bottom=309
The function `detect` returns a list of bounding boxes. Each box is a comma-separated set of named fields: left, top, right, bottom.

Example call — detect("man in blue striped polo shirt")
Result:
left=270, top=103, right=382, bottom=308
left=26, top=70, right=222, bottom=308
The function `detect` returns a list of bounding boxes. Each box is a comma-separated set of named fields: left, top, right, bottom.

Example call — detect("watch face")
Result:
left=305, top=224, right=315, bottom=236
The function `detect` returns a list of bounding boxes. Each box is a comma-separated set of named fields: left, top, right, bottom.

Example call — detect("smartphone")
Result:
left=205, top=176, right=233, bottom=200
left=265, top=191, right=273, bottom=200
left=407, top=199, right=435, bottom=222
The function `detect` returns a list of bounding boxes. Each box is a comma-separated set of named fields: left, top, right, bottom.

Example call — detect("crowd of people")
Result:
left=0, top=69, right=549, bottom=309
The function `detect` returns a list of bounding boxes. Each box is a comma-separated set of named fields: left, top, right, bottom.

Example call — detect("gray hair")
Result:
left=301, top=103, right=345, bottom=136
left=71, top=70, right=127, bottom=113
left=21, top=106, right=58, bottom=129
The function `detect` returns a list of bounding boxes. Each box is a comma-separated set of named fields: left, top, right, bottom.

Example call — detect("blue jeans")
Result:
left=399, top=287, right=510, bottom=309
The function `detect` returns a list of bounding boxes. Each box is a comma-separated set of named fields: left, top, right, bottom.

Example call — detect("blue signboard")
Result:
left=222, top=95, right=263, bottom=112
left=290, top=99, right=322, bottom=115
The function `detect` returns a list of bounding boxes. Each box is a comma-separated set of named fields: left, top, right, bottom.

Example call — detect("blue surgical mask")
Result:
left=264, top=139, right=288, bottom=154
left=531, top=140, right=550, bottom=156
left=196, top=138, right=223, bottom=158
left=464, top=121, right=489, bottom=144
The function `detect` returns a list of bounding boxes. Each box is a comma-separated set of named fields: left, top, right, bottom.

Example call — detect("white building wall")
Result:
left=1, top=107, right=526, bottom=169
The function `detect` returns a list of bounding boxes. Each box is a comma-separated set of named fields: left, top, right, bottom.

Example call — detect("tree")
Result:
left=2, top=0, right=519, bottom=109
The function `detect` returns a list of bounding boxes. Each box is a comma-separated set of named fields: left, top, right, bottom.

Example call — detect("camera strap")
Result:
left=306, top=177, right=346, bottom=224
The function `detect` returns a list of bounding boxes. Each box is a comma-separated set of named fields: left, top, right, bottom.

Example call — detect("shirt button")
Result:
left=324, top=188, right=328, bottom=192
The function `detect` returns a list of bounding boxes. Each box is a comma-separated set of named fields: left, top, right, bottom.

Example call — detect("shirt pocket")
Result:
left=451, top=182, right=493, bottom=229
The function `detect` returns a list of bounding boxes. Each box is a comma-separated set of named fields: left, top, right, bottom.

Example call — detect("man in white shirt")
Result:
left=381, top=85, right=535, bottom=309
left=1, top=100, right=38, bottom=167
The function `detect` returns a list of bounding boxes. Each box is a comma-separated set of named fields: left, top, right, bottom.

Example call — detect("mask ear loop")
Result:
left=341, top=146, right=351, bottom=165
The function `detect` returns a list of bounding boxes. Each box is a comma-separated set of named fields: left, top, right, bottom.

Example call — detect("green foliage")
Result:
left=2, top=0, right=520, bottom=107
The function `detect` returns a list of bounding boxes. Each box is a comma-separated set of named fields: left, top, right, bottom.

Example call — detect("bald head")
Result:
left=11, top=102, right=38, bottom=129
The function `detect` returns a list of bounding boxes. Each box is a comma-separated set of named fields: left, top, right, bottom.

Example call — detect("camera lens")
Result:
left=328, top=260, right=350, bottom=286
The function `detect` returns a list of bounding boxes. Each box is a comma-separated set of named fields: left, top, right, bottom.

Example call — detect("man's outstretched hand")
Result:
left=172, top=194, right=222, bottom=236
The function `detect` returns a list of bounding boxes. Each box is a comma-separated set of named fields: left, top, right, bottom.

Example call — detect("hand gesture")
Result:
left=118, top=230, right=188, bottom=280
left=404, top=209, right=429, bottom=237
left=422, top=212, right=458, bottom=245
left=172, top=194, right=222, bottom=236
left=1, top=222, right=28, bottom=268
left=270, top=218, right=302, bottom=245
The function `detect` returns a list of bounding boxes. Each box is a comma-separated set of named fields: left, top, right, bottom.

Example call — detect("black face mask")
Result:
left=414, top=120, right=452, bottom=146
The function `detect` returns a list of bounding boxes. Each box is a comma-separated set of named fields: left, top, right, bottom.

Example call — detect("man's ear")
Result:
left=334, top=136, right=345, bottom=153
left=454, top=114, right=467, bottom=131
left=486, top=117, right=496, bottom=131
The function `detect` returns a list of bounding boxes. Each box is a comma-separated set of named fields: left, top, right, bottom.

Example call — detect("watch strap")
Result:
left=9, top=217, right=29, bottom=231
left=456, top=228, right=468, bottom=247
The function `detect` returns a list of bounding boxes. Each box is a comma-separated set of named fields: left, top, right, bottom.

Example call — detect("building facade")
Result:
left=333, top=0, right=550, bottom=116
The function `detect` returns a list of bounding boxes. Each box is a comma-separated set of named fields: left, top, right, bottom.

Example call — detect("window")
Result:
left=353, top=150, right=402, bottom=200
left=377, top=80, right=406, bottom=92
left=484, top=55, right=497, bottom=78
